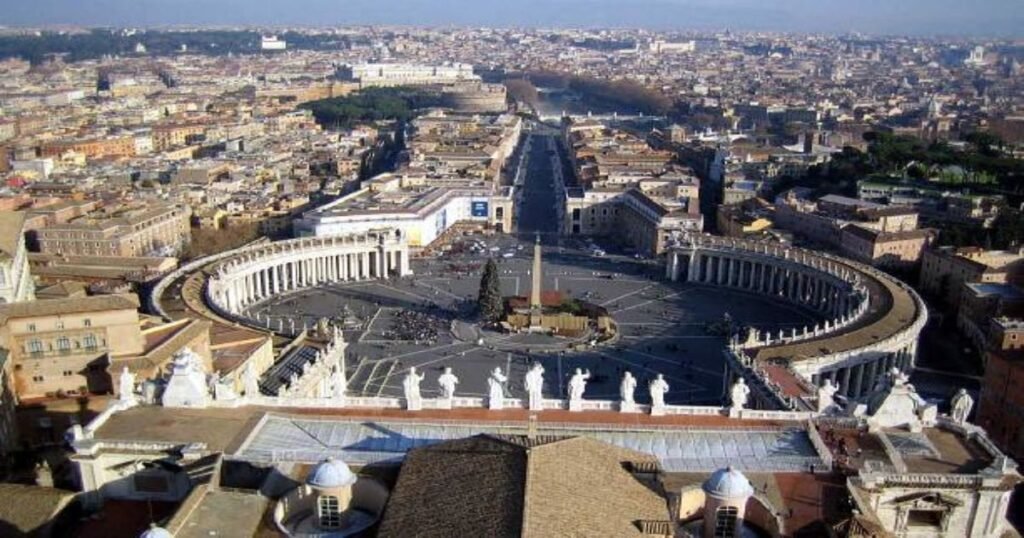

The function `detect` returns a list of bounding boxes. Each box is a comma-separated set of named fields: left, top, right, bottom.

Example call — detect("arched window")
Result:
left=56, top=337, right=71, bottom=354
left=83, top=334, right=97, bottom=350
left=714, top=506, right=739, bottom=538
left=318, top=495, right=341, bottom=529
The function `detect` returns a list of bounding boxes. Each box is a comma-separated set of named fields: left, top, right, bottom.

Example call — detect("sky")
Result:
left=2, top=0, right=1023, bottom=38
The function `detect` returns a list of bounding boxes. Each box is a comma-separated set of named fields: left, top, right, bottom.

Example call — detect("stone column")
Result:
left=840, top=367, right=851, bottom=396
left=401, top=249, right=410, bottom=277
left=851, top=362, right=864, bottom=397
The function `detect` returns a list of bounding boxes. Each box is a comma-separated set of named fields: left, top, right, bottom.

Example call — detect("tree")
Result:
left=477, top=258, right=503, bottom=322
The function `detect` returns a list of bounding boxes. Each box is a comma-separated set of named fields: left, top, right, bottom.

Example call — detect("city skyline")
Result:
left=2, top=0, right=1023, bottom=38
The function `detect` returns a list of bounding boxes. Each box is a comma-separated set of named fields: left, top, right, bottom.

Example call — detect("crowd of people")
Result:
left=384, top=309, right=447, bottom=343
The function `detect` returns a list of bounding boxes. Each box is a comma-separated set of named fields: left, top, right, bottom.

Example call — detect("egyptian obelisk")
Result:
left=530, top=234, right=543, bottom=312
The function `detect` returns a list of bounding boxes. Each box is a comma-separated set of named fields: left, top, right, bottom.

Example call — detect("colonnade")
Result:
left=808, top=343, right=918, bottom=400
left=666, top=241, right=869, bottom=349
left=722, top=339, right=919, bottom=407
left=683, top=251, right=858, bottom=319
left=207, top=230, right=411, bottom=318
left=666, top=234, right=928, bottom=408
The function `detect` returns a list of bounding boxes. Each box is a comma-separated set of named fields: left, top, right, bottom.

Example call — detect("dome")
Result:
left=307, top=457, right=357, bottom=489
left=702, top=466, right=754, bottom=498
left=139, top=524, right=173, bottom=538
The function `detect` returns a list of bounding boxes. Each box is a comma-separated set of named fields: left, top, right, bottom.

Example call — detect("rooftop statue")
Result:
left=438, top=367, right=459, bottom=401
left=403, top=367, right=425, bottom=411
left=729, top=378, right=750, bottom=413
left=951, top=388, right=974, bottom=425
left=488, top=367, right=508, bottom=410
left=524, top=362, right=545, bottom=411
left=649, top=373, right=669, bottom=415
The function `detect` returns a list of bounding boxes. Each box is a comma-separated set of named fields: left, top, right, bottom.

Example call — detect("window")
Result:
left=27, top=323, right=36, bottom=332
left=714, top=506, right=739, bottom=538
left=63, top=370, right=73, bottom=377
left=907, top=510, right=944, bottom=529
left=32, top=375, right=44, bottom=383
left=318, top=495, right=341, bottom=529
left=83, top=334, right=97, bottom=350
left=83, top=319, right=92, bottom=327
left=27, top=339, right=43, bottom=356
left=56, top=337, right=71, bottom=354
left=55, top=321, right=64, bottom=330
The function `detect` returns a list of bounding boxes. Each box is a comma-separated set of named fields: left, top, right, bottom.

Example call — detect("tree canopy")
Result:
left=477, top=258, right=504, bottom=323
left=299, top=87, right=426, bottom=129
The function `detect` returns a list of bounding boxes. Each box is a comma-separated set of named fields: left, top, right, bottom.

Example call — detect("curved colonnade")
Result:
left=203, top=229, right=410, bottom=333
left=666, top=234, right=927, bottom=406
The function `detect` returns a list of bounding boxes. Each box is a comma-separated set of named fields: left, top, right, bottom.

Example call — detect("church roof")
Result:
left=377, top=434, right=668, bottom=538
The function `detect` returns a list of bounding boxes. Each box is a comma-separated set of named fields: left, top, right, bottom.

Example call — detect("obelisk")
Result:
left=530, top=234, right=543, bottom=311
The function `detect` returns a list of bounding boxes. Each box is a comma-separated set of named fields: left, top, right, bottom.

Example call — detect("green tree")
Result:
left=478, top=258, right=503, bottom=322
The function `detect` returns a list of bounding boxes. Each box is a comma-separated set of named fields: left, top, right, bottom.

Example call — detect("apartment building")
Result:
left=39, top=136, right=136, bottom=160
left=919, top=246, right=1024, bottom=307
left=839, top=225, right=934, bottom=269
left=35, top=203, right=192, bottom=258
left=978, top=347, right=1024, bottom=459
left=0, top=294, right=145, bottom=398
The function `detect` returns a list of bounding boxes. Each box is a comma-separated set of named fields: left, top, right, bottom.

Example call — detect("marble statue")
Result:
left=889, top=367, right=910, bottom=387
left=951, top=388, right=974, bottom=425
left=437, top=367, right=459, bottom=401
left=330, top=364, right=347, bottom=400
left=567, top=368, right=591, bottom=411
left=568, top=368, right=591, bottom=401
left=620, top=371, right=637, bottom=407
left=403, top=367, right=425, bottom=411
left=524, top=362, right=545, bottom=411
left=488, top=367, right=508, bottom=410
left=243, top=363, right=260, bottom=398
left=730, top=378, right=750, bottom=412
left=817, top=378, right=840, bottom=413
left=118, top=366, right=136, bottom=404
left=649, top=374, right=669, bottom=415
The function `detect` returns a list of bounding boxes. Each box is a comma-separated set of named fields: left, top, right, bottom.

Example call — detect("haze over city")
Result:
left=1, top=0, right=1022, bottom=36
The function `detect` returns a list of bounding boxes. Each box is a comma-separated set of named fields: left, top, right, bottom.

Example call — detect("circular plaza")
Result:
left=153, top=226, right=926, bottom=410
left=225, top=234, right=826, bottom=406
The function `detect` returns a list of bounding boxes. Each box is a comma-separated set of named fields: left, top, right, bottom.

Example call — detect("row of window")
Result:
left=27, top=319, right=91, bottom=332
left=26, top=334, right=100, bottom=355
left=30, top=371, right=77, bottom=383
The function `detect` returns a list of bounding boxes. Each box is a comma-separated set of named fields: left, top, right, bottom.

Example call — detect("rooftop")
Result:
left=377, top=435, right=669, bottom=538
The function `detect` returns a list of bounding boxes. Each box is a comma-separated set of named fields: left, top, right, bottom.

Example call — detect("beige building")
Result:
left=0, top=211, right=36, bottom=304
left=919, top=246, right=1024, bottom=307
left=36, top=203, right=192, bottom=258
left=840, top=225, right=934, bottom=269
left=617, top=188, right=702, bottom=256
left=0, top=294, right=144, bottom=398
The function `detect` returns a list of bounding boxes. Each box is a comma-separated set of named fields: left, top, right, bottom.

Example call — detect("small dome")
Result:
left=702, top=466, right=754, bottom=498
left=140, top=524, right=173, bottom=538
left=307, top=457, right=357, bottom=489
